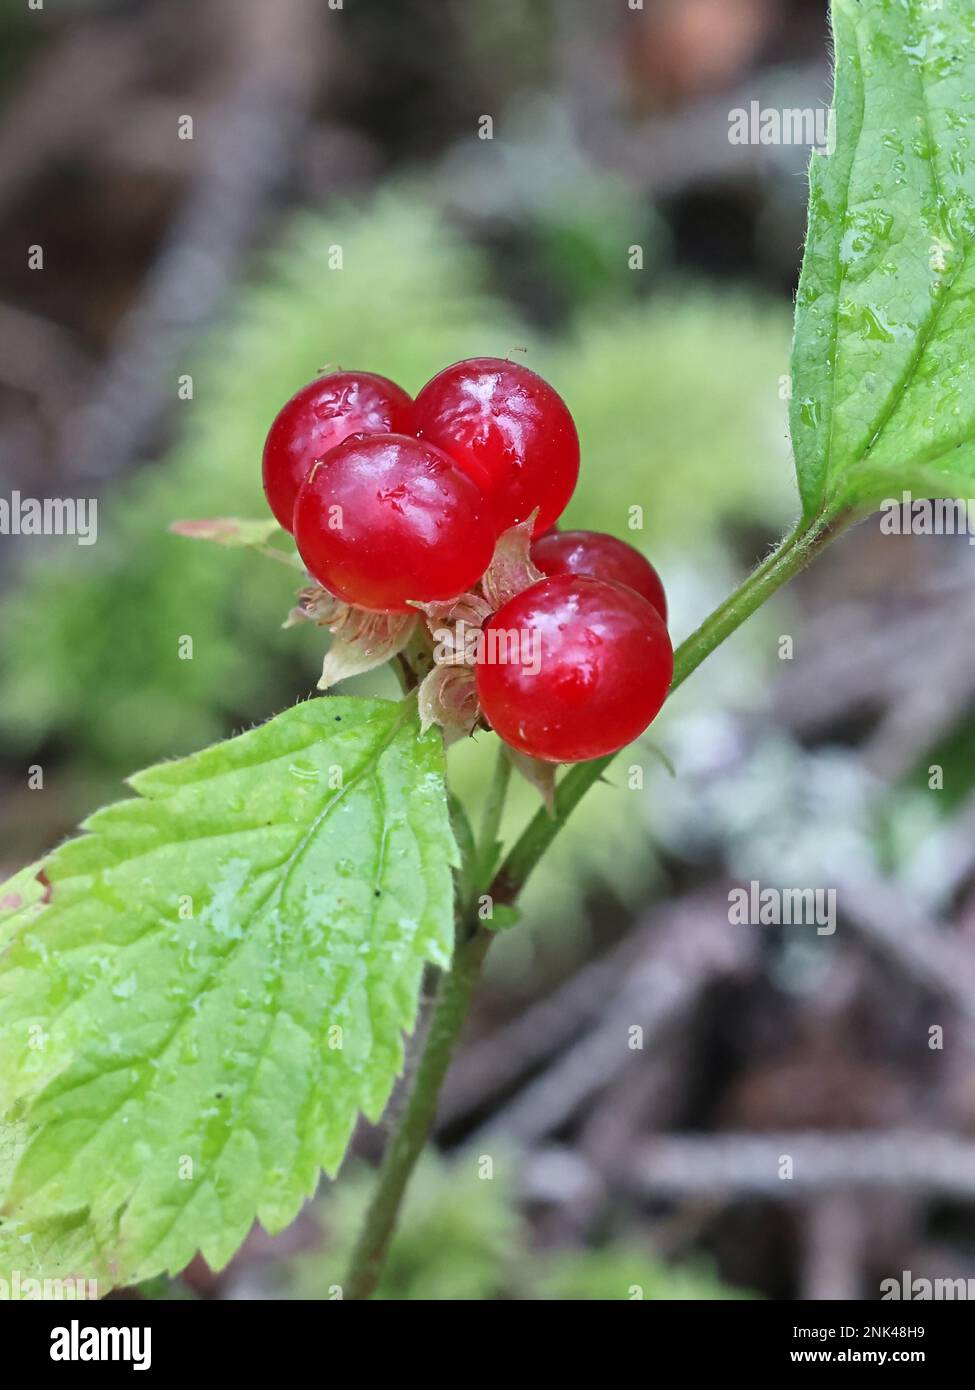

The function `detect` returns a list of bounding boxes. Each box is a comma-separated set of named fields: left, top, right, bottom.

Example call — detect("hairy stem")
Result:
left=467, top=746, right=512, bottom=915
left=343, top=510, right=843, bottom=1298
left=343, top=923, right=493, bottom=1300
left=344, top=750, right=515, bottom=1300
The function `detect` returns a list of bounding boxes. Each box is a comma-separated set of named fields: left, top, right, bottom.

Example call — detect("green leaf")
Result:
left=484, top=904, right=521, bottom=933
left=169, top=517, right=283, bottom=548
left=170, top=516, right=302, bottom=570
left=0, top=1104, right=124, bottom=1292
left=0, top=696, right=455, bottom=1287
left=791, top=0, right=975, bottom=521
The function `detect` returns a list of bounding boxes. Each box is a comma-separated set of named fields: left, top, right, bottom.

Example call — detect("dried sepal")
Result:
left=504, top=745, right=558, bottom=814
left=480, top=513, right=543, bottom=612
left=318, top=612, right=418, bottom=690
left=283, top=584, right=347, bottom=630
left=284, top=582, right=418, bottom=690
left=417, top=665, right=480, bottom=742
left=410, top=592, right=494, bottom=630
left=410, top=593, right=491, bottom=669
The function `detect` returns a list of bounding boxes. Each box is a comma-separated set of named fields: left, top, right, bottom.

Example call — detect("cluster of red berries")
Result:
left=262, top=359, right=673, bottom=763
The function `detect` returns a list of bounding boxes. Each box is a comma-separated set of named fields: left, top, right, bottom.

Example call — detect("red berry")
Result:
left=293, top=433, right=496, bottom=613
left=475, top=574, right=673, bottom=763
left=413, top=357, right=579, bottom=536
left=262, top=370, right=414, bottom=532
left=531, top=529, right=667, bottom=622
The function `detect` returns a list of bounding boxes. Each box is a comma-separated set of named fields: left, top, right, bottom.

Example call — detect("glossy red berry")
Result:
left=475, top=574, right=673, bottom=763
left=531, top=529, right=668, bottom=622
left=293, top=433, right=496, bottom=613
left=413, top=357, right=579, bottom=536
left=262, top=370, right=414, bottom=532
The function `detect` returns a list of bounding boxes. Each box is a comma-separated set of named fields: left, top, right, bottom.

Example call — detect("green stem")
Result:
left=468, top=746, right=513, bottom=913
left=343, top=509, right=844, bottom=1299
left=343, top=923, right=493, bottom=1300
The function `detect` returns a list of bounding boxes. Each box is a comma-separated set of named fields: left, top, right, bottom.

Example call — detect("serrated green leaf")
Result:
left=0, top=696, right=455, bottom=1287
left=791, top=0, right=975, bottom=521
